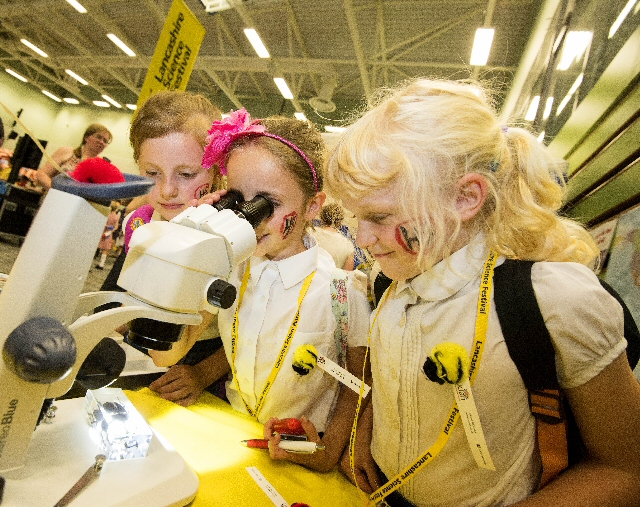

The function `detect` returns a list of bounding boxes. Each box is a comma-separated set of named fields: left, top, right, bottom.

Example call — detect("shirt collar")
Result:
left=249, top=235, right=318, bottom=290
left=395, top=234, right=489, bottom=302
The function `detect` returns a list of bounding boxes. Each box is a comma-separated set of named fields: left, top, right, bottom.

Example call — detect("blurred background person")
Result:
left=312, top=202, right=355, bottom=270
left=36, top=123, right=112, bottom=190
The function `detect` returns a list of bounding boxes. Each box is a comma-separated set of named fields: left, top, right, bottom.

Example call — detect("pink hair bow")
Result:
left=202, top=108, right=265, bottom=175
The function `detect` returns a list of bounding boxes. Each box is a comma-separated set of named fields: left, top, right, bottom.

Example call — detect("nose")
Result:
left=159, top=176, right=178, bottom=199
left=355, top=221, right=377, bottom=249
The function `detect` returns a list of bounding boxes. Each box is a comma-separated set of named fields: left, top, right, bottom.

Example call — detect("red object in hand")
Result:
left=69, top=157, right=126, bottom=184
left=291, top=504, right=311, bottom=507
left=272, top=418, right=305, bottom=436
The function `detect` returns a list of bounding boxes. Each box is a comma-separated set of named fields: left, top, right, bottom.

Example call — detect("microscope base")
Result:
left=2, top=397, right=199, bottom=507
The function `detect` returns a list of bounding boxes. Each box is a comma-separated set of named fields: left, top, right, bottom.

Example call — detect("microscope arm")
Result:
left=48, top=294, right=202, bottom=399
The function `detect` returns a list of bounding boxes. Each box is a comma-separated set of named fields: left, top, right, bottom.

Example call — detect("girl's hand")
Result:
left=263, top=416, right=334, bottom=472
left=149, top=364, right=207, bottom=407
left=189, top=188, right=228, bottom=208
left=338, top=437, right=381, bottom=494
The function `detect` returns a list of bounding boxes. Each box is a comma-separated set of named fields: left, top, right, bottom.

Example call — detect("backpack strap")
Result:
left=330, top=268, right=349, bottom=368
left=124, top=204, right=155, bottom=253
left=493, top=259, right=569, bottom=488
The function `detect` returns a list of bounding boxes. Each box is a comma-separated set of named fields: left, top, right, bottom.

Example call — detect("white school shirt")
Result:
left=218, top=235, right=370, bottom=431
left=370, top=236, right=627, bottom=507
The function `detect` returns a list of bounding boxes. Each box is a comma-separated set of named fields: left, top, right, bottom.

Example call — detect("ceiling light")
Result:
left=525, top=96, right=540, bottom=121
left=325, top=126, right=347, bottom=133
left=609, top=0, right=639, bottom=38
left=557, top=31, right=592, bottom=70
left=537, top=131, right=546, bottom=143
left=543, top=97, right=554, bottom=120
left=102, top=94, right=122, bottom=108
left=93, top=100, right=110, bottom=108
left=470, top=28, right=494, bottom=66
left=199, top=0, right=232, bottom=12
left=42, top=90, right=61, bottom=102
left=65, top=69, right=88, bottom=85
left=65, top=0, right=87, bottom=13
left=274, top=78, right=294, bottom=100
left=5, top=68, right=27, bottom=82
left=125, top=104, right=137, bottom=110
left=63, top=98, right=80, bottom=104
left=294, top=112, right=307, bottom=121
left=107, top=34, right=136, bottom=57
left=20, top=39, right=48, bottom=58
left=244, top=28, right=270, bottom=58
left=556, top=74, right=584, bottom=116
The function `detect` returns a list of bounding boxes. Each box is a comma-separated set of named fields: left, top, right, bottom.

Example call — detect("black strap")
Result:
left=493, top=259, right=559, bottom=391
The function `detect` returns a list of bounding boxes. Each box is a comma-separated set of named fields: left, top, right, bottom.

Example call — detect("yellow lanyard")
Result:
left=231, top=260, right=316, bottom=420
left=351, top=251, right=498, bottom=504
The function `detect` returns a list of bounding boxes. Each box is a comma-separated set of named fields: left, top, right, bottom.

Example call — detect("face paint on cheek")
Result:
left=281, top=212, right=298, bottom=239
left=193, top=183, right=210, bottom=199
left=395, top=222, right=420, bottom=254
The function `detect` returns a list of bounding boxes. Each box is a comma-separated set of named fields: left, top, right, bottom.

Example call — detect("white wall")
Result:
left=0, top=71, right=138, bottom=174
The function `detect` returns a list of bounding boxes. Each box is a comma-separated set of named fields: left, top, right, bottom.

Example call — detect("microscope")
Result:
left=0, top=175, right=271, bottom=505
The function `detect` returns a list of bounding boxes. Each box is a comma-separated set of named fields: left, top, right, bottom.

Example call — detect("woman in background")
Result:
left=37, top=123, right=112, bottom=189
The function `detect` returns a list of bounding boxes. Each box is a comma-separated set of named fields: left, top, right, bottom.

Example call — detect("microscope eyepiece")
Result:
left=213, top=189, right=243, bottom=212
left=235, top=195, right=273, bottom=229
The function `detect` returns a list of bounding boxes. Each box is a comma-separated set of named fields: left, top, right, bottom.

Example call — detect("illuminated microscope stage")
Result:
left=2, top=397, right=198, bottom=507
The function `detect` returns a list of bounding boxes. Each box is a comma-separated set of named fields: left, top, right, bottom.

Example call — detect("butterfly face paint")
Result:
left=395, top=222, right=420, bottom=254
left=281, top=211, right=298, bottom=239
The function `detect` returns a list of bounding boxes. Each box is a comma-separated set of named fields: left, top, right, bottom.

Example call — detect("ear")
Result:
left=455, top=173, right=488, bottom=222
left=305, top=191, right=326, bottom=221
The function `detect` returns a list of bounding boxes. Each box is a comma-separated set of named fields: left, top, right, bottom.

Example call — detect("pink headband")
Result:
left=202, top=108, right=319, bottom=192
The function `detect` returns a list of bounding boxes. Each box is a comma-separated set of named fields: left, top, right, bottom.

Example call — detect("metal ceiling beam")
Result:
left=202, top=69, right=244, bottom=109
left=343, top=0, right=371, bottom=98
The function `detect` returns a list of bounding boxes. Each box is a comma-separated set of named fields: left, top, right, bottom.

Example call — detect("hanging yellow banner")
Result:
left=136, top=0, right=206, bottom=108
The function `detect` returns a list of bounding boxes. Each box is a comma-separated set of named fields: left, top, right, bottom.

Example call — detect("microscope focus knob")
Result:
left=207, top=279, right=237, bottom=309
left=2, top=316, right=77, bottom=383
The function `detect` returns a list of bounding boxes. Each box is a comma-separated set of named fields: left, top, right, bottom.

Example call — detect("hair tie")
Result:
left=202, top=108, right=319, bottom=192
left=501, top=125, right=509, bottom=133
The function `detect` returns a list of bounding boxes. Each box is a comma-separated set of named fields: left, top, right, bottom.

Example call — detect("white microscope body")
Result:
left=0, top=179, right=258, bottom=478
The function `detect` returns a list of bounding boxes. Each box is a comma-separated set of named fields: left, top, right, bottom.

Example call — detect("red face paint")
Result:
left=281, top=212, right=297, bottom=238
left=395, top=222, right=419, bottom=254
left=193, top=183, right=210, bottom=199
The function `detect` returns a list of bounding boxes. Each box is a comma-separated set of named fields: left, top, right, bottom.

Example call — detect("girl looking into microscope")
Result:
left=149, top=109, right=372, bottom=473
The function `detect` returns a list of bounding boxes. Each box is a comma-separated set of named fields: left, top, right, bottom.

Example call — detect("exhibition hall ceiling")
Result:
left=0, top=0, right=541, bottom=126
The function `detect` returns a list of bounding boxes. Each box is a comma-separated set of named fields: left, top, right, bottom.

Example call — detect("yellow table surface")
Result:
left=126, top=388, right=364, bottom=507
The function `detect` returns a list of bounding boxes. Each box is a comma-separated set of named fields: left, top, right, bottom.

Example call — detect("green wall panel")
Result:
left=565, top=116, right=640, bottom=203
left=566, top=159, right=640, bottom=225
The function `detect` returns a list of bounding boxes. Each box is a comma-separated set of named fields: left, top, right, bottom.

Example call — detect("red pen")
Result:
left=241, top=439, right=325, bottom=454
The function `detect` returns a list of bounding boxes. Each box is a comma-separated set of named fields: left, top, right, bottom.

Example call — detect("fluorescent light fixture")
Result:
left=107, top=34, right=136, bottom=57
left=93, top=100, right=110, bottom=108
left=557, top=31, right=592, bottom=70
left=244, top=28, right=270, bottom=58
left=543, top=97, right=554, bottom=120
left=5, top=68, right=27, bottom=82
left=274, top=77, right=294, bottom=99
left=65, top=0, right=87, bottom=13
left=470, top=28, right=494, bottom=66
left=102, top=94, right=122, bottom=108
left=63, top=97, right=80, bottom=104
left=42, top=90, right=61, bottom=102
left=65, top=69, right=88, bottom=85
left=325, top=125, right=347, bottom=133
left=609, top=0, right=639, bottom=38
left=556, top=73, right=584, bottom=116
left=20, top=39, right=48, bottom=58
left=125, top=103, right=137, bottom=110
left=294, top=112, right=307, bottom=121
left=525, top=96, right=540, bottom=121
left=537, top=131, right=546, bottom=143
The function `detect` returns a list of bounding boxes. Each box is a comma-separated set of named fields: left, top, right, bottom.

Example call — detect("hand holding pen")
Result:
left=262, top=416, right=331, bottom=469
